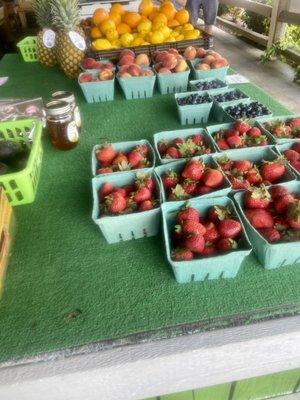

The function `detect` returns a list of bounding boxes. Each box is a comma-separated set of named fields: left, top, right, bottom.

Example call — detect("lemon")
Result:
left=184, top=29, right=200, bottom=39
left=132, top=37, right=144, bottom=46
left=141, top=41, right=150, bottom=45
left=171, top=30, right=180, bottom=38
left=106, top=29, right=119, bottom=42
left=137, top=20, right=152, bottom=35
left=152, top=21, right=165, bottom=30
left=174, top=26, right=182, bottom=33
left=111, top=39, right=121, bottom=48
left=182, top=23, right=194, bottom=32
left=149, top=30, right=164, bottom=44
left=176, top=34, right=185, bottom=41
left=120, top=33, right=134, bottom=47
left=92, top=38, right=112, bottom=50
left=160, top=25, right=171, bottom=40
left=167, top=37, right=176, bottom=42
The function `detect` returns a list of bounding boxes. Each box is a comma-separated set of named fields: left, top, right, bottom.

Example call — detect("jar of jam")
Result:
left=45, top=100, right=79, bottom=151
left=51, top=91, right=81, bottom=129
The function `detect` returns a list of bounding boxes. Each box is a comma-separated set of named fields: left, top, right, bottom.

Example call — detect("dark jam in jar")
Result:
left=45, top=100, right=79, bottom=151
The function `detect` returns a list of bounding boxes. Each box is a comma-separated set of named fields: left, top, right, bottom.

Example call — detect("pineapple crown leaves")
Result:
left=51, top=0, right=81, bottom=32
left=33, top=0, right=54, bottom=28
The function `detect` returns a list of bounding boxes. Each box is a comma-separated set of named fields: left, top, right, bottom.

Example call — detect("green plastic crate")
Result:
left=257, top=114, right=300, bottom=144
left=153, top=127, right=217, bottom=164
left=78, top=72, right=115, bottom=103
left=154, top=154, right=231, bottom=202
left=189, top=77, right=228, bottom=93
left=117, top=73, right=156, bottom=99
left=0, top=119, right=43, bottom=206
left=189, top=59, right=229, bottom=82
left=156, top=69, right=190, bottom=94
left=233, top=181, right=300, bottom=269
left=92, top=171, right=161, bottom=243
left=17, top=36, right=38, bottom=62
left=161, top=196, right=252, bottom=283
left=175, top=91, right=213, bottom=125
left=275, top=142, right=300, bottom=179
left=91, top=139, right=156, bottom=176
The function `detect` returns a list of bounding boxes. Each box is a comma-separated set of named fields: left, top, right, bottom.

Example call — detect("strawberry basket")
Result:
left=162, top=196, right=252, bottom=283
left=257, top=114, right=300, bottom=144
left=189, top=77, right=228, bottom=93
left=78, top=71, right=115, bottom=103
left=189, top=58, right=229, bottom=82
left=274, top=141, right=300, bottom=179
left=156, top=69, right=190, bottom=95
left=117, top=71, right=156, bottom=99
left=154, top=154, right=231, bottom=202
left=233, top=181, right=300, bottom=269
left=0, top=119, right=43, bottom=206
left=91, top=139, right=156, bottom=176
left=17, top=36, right=38, bottom=62
left=153, top=127, right=217, bottom=164
left=175, top=91, right=213, bottom=125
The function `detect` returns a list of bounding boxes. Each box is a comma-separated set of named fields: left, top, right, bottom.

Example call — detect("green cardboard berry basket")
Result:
left=91, top=139, right=156, bottom=176
left=153, top=127, right=217, bottom=165
left=17, top=36, right=38, bottom=62
left=154, top=154, right=231, bottom=202
left=274, top=142, right=300, bottom=179
left=206, top=121, right=276, bottom=152
left=161, top=196, right=252, bottom=283
left=221, top=99, right=273, bottom=123
left=117, top=72, right=156, bottom=99
left=78, top=71, right=115, bottom=103
left=189, top=77, right=228, bottom=93
left=156, top=69, right=190, bottom=95
left=0, top=119, right=43, bottom=206
left=175, top=91, right=213, bottom=125
left=213, top=146, right=297, bottom=194
left=210, top=87, right=250, bottom=122
left=92, top=170, right=161, bottom=243
left=189, top=59, right=229, bottom=82
left=257, top=114, right=300, bottom=144
left=233, top=180, right=300, bottom=269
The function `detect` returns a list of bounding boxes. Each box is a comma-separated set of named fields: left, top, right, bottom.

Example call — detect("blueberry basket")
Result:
left=222, top=99, right=273, bottom=123
left=153, top=127, right=217, bottom=164
left=189, top=77, right=228, bottom=93
left=175, top=91, right=213, bottom=125
left=154, top=154, right=231, bottom=202
left=92, top=170, right=161, bottom=243
left=156, top=69, right=190, bottom=94
left=189, top=58, right=229, bottom=82
left=78, top=71, right=115, bottom=103
left=117, top=71, right=156, bottom=99
left=162, top=196, right=252, bottom=283
left=257, top=114, right=300, bottom=144
left=210, top=88, right=250, bottom=122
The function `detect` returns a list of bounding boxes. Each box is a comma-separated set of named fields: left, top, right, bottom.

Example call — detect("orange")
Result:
left=122, top=11, right=142, bottom=28
left=153, top=13, right=168, bottom=26
left=100, top=19, right=116, bottom=35
left=92, top=8, right=108, bottom=25
left=175, top=9, right=189, bottom=25
left=90, top=26, right=102, bottom=39
left=110, top=3, right=125, bottom=15
left=109, top=11, right=121, bottom=26
left=168, top=19, right=180, bottom=28
left=159, top=2, right=176, bottom=21
left=117, top=22, right=131, bottom=34
left=139, top=0, right=154, bottom=17
left=148, top=7, right=159, bottom=21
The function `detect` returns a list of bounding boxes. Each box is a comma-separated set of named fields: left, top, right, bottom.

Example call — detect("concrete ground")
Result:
left=213, top=27, right=300, bottom=113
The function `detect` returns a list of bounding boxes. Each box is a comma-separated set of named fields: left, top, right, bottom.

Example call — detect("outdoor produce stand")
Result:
left=0, top=45, right=299, bottom=400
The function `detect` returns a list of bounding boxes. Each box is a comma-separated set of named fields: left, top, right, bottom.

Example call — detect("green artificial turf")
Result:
left=0, top=54, right=299, bottom=363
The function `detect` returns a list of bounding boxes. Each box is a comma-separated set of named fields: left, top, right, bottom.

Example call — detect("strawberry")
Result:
left=283, top=149, right=299, bottom=163
left=259, top=157, right=286, bottom=183
left=112, top=188, right=127, bottom=197
left=203, top=222, right=219, bottom=243
left=244, top=209, right=274, bottom=229
left=135, top=173, right=155, bottom=191
left=99, top=182, right=114, bottom=201
left=182, top=160, right=204, bottom=181
left=196, top=185, right=213, bottom=195
left=274, top=215, right=289, bottom=231
left=185, top=234, right=205, bottom=253
left=271, top=124, right=287, bottom=138
left=134, top=187, right=151, bottom=203
left=158, top=140, right=168, bottom=155
left=244, top=187, right=271, bottom=209
left=133, top=144, right=148, bottom=156
left=287, top=200, right=300, bottom=229
left=128, top=151, right=144, bottom=168
left=200, top=244, right=217, bottom=257
left=292, top=142, right=300, bottom=153
left=230, top=176, right=250, bottom=190
left=96, top=144, right=117, bottom=166
left=245, top=167, right=262, bottom=185
left=165, top=146, right=180, bottom=159
left=207, top=205, right=231, bottom=223
left=218, top=156, right=233, bottom=171
left=97, top=167, right=113, bottom=174
left=123, top=184, right=135, bottom=195
left=139, top=200, right=154, bottom=211
left=258, top=228, right=281, bottom=242
left=191, top=134, right=203, bottom=145
left=233, top=160, right=252, bottom=173
left=201, top=168, right=224, bottom=188
left=105, top=193, right=127, bottom=214
left=216, top=138, right=230, bottom=150
left=234, top=120, right=250, bottom=134
left=291, top=160, right=300, bottom=172
left=171, top=247, right=193, bottom=261
left=269, top=185, right=289, bottom=200
left=162, top=171, right=179, bottom=189
left=218, top=218, right=241, bottom=239
left=173, top=137, right=184, bottom=146
left=274, top=193, right=295, bottom=213
left=247, top=127, right=261, bottom=137
left=112, top=153, right=128, bottom=166
left=182, top=179, right=197, bottom=195
left=180, top=220, right=206, bottom=237
left=227, top=135, right=243, bottom=148
left=289, top=118, right=300, bottom=128
left=177, top=206, right=200, bottom=224
left=217, top=238, right=238, bottom=252
left=224, top=129, right=239, bottom=138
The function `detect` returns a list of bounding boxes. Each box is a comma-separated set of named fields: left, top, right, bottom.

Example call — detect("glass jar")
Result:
left=51, top=91, right=81, bottom=129
left=45, top=100, right=80, bottom=151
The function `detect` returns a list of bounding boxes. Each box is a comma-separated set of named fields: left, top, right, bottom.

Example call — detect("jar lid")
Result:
left=51, top=91, right=75, bottom=104
left=45, top=100, right=71, bottom=116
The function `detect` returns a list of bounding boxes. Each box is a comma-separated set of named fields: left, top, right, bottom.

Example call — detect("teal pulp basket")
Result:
left=189, top=59, right=229, bottom=81
left=175, top=91, right=213, bottom=125
left=189, top=77, right=228, bottom=93
left=91, top=139, right=156, bottom=176
left=153, top=127, right=217, bottom=164
left=156, top=69, right=190, bottom=94
left=78, top=72, right=115, bottom=103
left=210, top=88, right=250, bottom=122
left=154, top=154, right=231, bottom=202
left=206, top=121, right=276, bottom=152
left=162, top=196, right=252, bottom=283
left=257, top=114, right=300, bottom=144
left=117, top=72, right=156, bottom=99
left=222, top=100, right=273, bottom=123
left=92, top=171, right=161, bottom=243
left=17, top=36, right=38, bottom=62
left=274, top=142, right=300, bottom=179
left=233, top=181, right=300, bottom=269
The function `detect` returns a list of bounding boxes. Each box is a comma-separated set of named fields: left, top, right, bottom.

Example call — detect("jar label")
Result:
left=43, top=29, right=56, bottom=49
left=67, top=121, right=79, bottom=143
left=69, top=31, right=86, bottom=51
left=74, top=106, right=81, bottom=128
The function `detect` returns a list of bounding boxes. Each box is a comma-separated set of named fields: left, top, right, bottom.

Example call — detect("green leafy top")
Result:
left=51, top=0, right=80, bottom=32
left=33, top=0, right=53, bottom=29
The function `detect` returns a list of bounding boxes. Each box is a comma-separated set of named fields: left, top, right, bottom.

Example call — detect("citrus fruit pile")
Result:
left=89, top=1, right=201, bottom=51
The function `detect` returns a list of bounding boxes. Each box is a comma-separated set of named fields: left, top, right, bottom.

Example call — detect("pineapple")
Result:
left=51, top=0, right=86, bottom=79
left=33, top=0, right=57, bottom=67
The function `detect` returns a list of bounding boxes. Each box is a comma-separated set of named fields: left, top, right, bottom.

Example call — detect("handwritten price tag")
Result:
left=0, top=77, right=8, bottom=86
left=226, top=74, right=250, bottom=84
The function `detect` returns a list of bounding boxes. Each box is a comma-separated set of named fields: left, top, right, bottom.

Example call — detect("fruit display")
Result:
left=87, top=1, right=201, bottom=51
left=191, top=49, right=229, bottom=70
left=93, top=141, right=154, bottom=175
left=209, top=120, right=272, bottom=151
left=262, top=117, right=300, bottom=141
left=79, top=69, right=114, bottom=83
left=0, top=140, right=30, bottom=175
left=190, top=78, right=227, bottom=92
left=153, top=48, right=188, bottom=74
left=117, top=53, right=154, bottom=78
left=176, top=92, right=211, bottom=106
left=213, top=89, right=248, bottom=104
left=224, top=101, right=272, bottom=120
left=176, top=91, right=213, bottom=125
left=156, top=157, right=230, bottom=201
left=81, top=57, right=115, bottom=71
